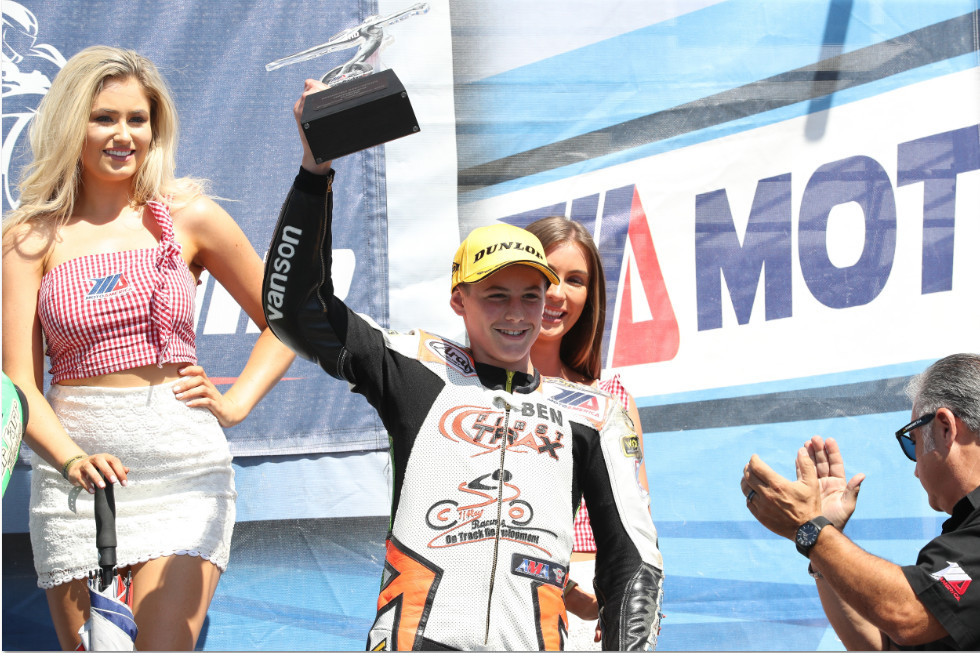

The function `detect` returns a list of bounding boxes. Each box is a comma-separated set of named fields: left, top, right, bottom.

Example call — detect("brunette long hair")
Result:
left=525, top=216, right=606, bottom=381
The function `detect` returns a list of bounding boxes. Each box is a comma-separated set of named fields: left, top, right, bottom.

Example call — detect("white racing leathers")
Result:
left=262, top=168, right=664, bottom=651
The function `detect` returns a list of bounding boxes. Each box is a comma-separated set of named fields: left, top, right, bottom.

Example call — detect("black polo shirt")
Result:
left=900, top=485, right=980, bottom=650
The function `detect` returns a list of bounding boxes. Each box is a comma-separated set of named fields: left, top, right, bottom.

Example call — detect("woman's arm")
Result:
left=2, top=225, right=128, bottom=492
left=171, top=197, right=296, bottom=427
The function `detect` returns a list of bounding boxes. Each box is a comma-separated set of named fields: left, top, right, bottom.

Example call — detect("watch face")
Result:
left=796, top=523, right=819, bottom=549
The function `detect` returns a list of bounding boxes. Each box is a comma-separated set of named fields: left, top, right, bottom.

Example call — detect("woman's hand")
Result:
left=293, top=79, right=334, bottom=175
left=174, top=364, right=244, bottom=428
left=65, top=453, right=129, bottom=494
left=565, top=583, right=599, bottom=620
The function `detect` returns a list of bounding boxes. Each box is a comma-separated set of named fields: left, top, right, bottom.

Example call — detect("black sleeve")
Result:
left=262, top=167, right=390, bottom=389
left=575, top=407, right=664, bottom=650
left=900, top=523, right=980, bottom=650
left=261, top=168, right=445, bottom=477
left=262, top=167, right=347, bottom=373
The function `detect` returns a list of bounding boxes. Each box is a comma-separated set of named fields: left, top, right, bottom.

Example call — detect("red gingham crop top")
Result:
left=38, top=200, right=198, bottom=383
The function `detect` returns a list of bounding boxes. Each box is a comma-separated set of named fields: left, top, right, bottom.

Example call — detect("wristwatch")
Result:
left=795, top=516, right=832, bottom=558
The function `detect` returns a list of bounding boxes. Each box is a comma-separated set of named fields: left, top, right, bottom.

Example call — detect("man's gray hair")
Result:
left=905, top=353, right=980, bottom=434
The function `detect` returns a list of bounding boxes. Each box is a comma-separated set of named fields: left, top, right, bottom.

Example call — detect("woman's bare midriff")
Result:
left=56, top=363, right=186, bottom=388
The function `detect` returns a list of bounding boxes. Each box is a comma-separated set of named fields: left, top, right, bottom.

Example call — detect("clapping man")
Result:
left=741, top=353, right=980, bottom=650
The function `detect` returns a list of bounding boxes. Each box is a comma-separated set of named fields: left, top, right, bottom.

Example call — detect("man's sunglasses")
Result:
left=894, top=413, right=935, bottom=461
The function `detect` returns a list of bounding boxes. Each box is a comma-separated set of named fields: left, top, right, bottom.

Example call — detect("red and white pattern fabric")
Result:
left=573, top=499, right=597, bottom=552
left=572, top=374, right=631, bottom=552
left=598, top=374, right=630, bottom=413
left=38, top=201, right=197, bottom=383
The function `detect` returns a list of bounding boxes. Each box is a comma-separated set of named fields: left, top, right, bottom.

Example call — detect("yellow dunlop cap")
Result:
left=451, top=223, right=560, bottom=290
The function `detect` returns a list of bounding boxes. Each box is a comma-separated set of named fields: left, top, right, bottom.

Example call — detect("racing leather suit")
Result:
left=262, top=168, right=664, bottom=650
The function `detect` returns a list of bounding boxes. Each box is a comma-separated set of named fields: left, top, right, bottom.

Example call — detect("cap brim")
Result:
left=460, top=260, right=559, bottom=287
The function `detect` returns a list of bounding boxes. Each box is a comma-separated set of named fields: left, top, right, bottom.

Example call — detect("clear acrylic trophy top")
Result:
left=265, top=2, right=429, bottom=87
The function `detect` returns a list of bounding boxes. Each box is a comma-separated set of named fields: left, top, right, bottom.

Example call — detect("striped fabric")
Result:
left=38, top=201, right=197, bottom=383
left=572, top=374, right=631, bottom=552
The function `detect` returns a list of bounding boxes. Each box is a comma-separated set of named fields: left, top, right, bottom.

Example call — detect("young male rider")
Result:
left=263, top=80, right=664, bottom=651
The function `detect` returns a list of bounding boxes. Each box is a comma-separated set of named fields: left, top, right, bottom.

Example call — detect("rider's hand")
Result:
left=293, top=80, right=333, bottom=175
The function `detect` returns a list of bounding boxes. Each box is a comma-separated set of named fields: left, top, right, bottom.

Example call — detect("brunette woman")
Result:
left=527, top=216, right=659, bottom=649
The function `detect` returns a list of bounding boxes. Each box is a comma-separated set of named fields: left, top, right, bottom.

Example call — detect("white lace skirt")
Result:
left=30, top=383, right=237, bottom=589
left=566, top=557, right=601, bottom=651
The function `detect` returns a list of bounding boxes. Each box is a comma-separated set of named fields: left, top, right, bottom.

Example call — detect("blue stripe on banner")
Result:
left=644, top=413, right=933, bottom=523
left=653, top=515, right=946, bottom=540
left=462, top=51, right=979, bottom=200
left=636, top=359, right=934, bottom=406
left=460, top=0, right=977, bottom=165
left=233, top=451, right=391, bottom=522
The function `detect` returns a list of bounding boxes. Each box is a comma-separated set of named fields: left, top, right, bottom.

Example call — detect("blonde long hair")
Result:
left=3, top=46, right=206, bottom=233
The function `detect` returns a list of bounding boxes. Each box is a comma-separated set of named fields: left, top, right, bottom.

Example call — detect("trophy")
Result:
left=266, top=2, right=429, bottom=163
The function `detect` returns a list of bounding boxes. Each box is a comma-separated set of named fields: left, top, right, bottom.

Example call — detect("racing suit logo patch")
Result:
left=424, top=338, right=477, bottom=376
left=548, top=386, right=602, bottom=420
left=511, top=553, right=568, bottom=588
left=930, top=561, right=972, bottom=601
left=425, top=469, right=557, bottom=556
left=439, top=406, right=564, bottom=460
left=621, top=434, right=642, bottom=458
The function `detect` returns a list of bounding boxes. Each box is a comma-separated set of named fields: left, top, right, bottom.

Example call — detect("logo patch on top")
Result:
left=547, top=385, right=601, bottom=420
left=930, top=561, right=972, bottom=601
left=621, top=434, right=642, bottom=458
left=87, top=273, right=130, bottom=299
left=425, top=339, right=477, bottom=377
left=511, top=553, right=567, bottom=588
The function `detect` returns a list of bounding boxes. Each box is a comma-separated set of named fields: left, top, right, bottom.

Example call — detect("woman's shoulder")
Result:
left=169, top=194, right=234, bottom=231
left=598, top=373, right=635, bottom=410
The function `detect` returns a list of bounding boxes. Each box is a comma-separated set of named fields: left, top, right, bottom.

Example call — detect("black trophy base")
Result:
left=300, top=68, right=421, bottom=163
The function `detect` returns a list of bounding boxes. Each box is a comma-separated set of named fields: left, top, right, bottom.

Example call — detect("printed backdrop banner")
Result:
left=3, top=1, right=980, bottom=651
left=2, top=0, right=413, bottom=455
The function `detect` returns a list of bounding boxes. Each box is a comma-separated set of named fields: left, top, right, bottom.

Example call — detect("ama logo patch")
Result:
left=511, top=553, right=567, bottom=588
left=930, top=561, right=972, bottom=602
left=87, top=273, right=130, bottom=299
left=548, top=385, right=601, bottom=420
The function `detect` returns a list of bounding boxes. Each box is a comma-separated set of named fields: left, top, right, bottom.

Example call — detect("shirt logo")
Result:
left=424, top=339, right=477, bottom=377
left=511, top=553, right=567, bottom=588
left=930, top=561, right=972, bottom=601
left=621, top=434, right=642, bottom=458
left=548, top=386, right=601, bottom=419
left=87, top=273, right=130, bottom=299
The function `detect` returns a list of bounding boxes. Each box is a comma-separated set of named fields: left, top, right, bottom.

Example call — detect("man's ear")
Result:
left=450, top=287, right=465, bottom=317
left=935, top=407, right=958, bottom=449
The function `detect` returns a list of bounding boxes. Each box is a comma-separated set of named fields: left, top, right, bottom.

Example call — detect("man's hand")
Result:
left=741, top=447, right=823, bottom=539
left=807, top=436, right=864, bottom=531
left=293, top=79, right=334, bottom=174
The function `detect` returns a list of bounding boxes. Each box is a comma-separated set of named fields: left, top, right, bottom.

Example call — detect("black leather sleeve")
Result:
left=261, top=167, right=351, bottom=377
left=575, top=410, right=664, bottom=650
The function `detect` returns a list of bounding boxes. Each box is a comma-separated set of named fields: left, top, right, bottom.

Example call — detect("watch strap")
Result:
left=808, top=562, right=823, bottom=579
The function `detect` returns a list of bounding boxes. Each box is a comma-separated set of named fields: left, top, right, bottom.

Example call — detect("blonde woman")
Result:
left=526, top=216, right=660, bottom=649
left=2, top=46, right=294, bottom=650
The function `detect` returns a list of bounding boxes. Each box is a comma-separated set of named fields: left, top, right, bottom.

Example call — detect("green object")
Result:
left=2, top=372, right=27, bottom=496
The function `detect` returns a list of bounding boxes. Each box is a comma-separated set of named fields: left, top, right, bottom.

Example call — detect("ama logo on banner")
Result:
left=502, top=185, right=679, bottom=367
